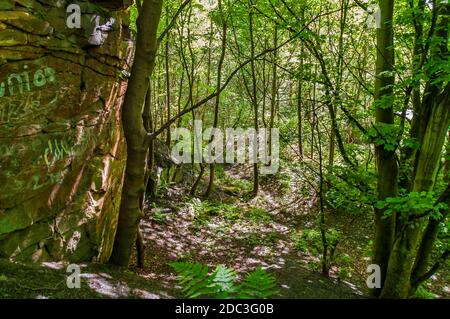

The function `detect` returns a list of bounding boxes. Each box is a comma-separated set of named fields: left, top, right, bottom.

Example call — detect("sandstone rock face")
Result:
left=0, top=0, right=134, bottom=263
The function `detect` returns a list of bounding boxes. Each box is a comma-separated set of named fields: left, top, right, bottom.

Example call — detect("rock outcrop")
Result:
left=0, top=0, right=134, bottom=262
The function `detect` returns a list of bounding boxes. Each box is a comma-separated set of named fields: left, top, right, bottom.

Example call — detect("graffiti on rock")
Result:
left=66, top=4, right=115, bottom=46
left=0, top=95, right=41, bottom=122
left=0, top=65, right=57, bottom=99
left=43, top=139, right=72, bottom=169
left=31, top=139, right=73, bottom=191
left=89, top=15, right=115, bottom=46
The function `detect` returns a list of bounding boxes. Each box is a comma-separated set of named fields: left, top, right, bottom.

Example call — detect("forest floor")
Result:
left=131, top=164, right=449, bottom=299
left=1, top=165, right=448, bottom=299
left=129, top=164, right=368, bottom=299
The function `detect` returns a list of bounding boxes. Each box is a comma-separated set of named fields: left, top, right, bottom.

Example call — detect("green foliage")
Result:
left=333, top=253, right=353, bottom=279
left=246, top=207, right=273, bottom=223
left=292, top=228, right=341, bottom=255
left=402, top=137, right=420, bottom=150
left=189, top=198, right=275, bottom=226
left=170, top=262, right=217, bottom=298
left=413, top=285, right=437, bottom=299
left=363, top=240, right=374, bottom=258
left=434, top=220, right=450, bottom=259
left=189, top=199, right=241, bottom=225
left=222, top=208, right=241, bottom=222
left=291, top=227, right=347, bottom=275
left=366, top=123, right=401, bottom=151
left=236, top=267, right=279, bottom=299
left=156, top=178, right=171, bottom=196
left=170, top=262, right=279, bottom=299
left=246, top=231, right=279, bottom=246
left=128, top=2, right=138, bottom=33
left=176, top=252, right=195, bottom=263
left=373, top=94, right=394, bottom=110
left=326, top=166, right=376, bottom=215
left=222, top=174, right=253, bottom=193
left=190, top=199, right=219, bottom=226
left=151, top=210, right=168, bottom=224
left=375, top=191, right=448, bottom=220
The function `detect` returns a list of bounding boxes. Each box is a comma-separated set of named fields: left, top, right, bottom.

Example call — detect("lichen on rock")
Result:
left=0, top=0, right=134, bottom=263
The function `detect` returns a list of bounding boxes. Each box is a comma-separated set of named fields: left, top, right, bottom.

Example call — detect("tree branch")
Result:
left=157, top=0, right=192, bottom=44
left=411, top=250, right=449, bottom=288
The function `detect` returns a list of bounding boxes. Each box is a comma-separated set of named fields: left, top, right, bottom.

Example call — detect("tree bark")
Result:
left=249, top=0, right=259, bottom=196
left=205, top=0, right=227, bottom=198
left=110, top=0, right=163, bottom=267
left=372, top=0, right=397, bottom=298
left=380, top=2, right=450, bottom=298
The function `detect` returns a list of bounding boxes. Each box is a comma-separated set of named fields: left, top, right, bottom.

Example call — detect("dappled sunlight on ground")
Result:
left=0, top=259, right=177, bottom=299
left=80, top=272, right=170, bottom=299
left=137, top=164, right=367, bottom=298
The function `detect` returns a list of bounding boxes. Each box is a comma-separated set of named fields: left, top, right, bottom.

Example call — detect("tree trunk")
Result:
left=372, top=0, right=397, bottom=298
left=205, top=0, right=227, bottom=198
left=164, top=3, right=172, bottom=181
left=110, top=0, right=163, bottom=267
left=380, top=2, right=450, bottom=298
left=248, top=0, right=259, bottom=196
left=268, top=26, right=278, bottom=164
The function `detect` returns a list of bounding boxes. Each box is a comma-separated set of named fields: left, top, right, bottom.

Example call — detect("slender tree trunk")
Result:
left=372, top=0, right=397, bottom=297
left=268, top=26, right=278, bottom=163
left=164, top=4, right=172, bottom=181
left=329, top=0, right=348, bottom=167
left=262, top=39, right=268, bottom=129
left=144, top=85, right=156, bottom=202
left=313, top=101, right=329, bottom=276
left=205, top=0, right=227, bottom=197
left=310, top=62, right=318, bottom=160
left=135, top=227, right=145, bottom=268
left=190, top=18, right=214, bottom=196
left=249, top=0, right=259, bottom=196
left=110, top=0, right=163, bottom=267
left=445, top=131, right=450, bottom=183
left=297, top=73, right=303, bottom=160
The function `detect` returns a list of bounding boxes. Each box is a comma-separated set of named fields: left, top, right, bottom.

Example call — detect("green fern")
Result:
left=236, top=267, right=279, bottom=299
left=211, top=265, right=237, bottom=295
left=170, top=262, right=216, bottom=298
left=170, top=262, right=278, bottom=299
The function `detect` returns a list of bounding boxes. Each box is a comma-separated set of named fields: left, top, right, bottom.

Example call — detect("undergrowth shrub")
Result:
left=325, top=166, right=376, bottom=215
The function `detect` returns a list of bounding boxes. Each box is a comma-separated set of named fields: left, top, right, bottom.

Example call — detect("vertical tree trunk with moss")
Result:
left=379, top=2, right=450, bottom=298
left=372, top=0, right=397, bottom=298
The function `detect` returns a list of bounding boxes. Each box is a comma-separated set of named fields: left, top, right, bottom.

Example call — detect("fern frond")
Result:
left=236, top=267, right=279, bottom=299
left=210, top=265, right=237, bottom=298
left=170, top=262, right=278, bottom=299
left=170, top=262, right=232, bottom=298
left=170, top=262, right=213, bottom=298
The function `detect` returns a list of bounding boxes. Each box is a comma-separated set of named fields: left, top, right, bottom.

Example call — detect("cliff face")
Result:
left=0, top=0, right=134, bottom=263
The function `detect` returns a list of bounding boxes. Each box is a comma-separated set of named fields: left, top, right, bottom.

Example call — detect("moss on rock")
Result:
left=0, top=0, right=134, bottom=263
